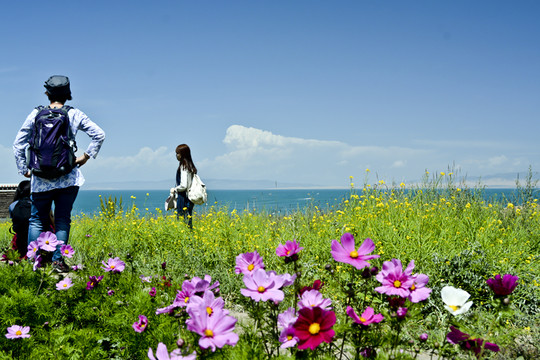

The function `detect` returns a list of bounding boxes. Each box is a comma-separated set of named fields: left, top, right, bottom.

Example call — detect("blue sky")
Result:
left=1, top=1, right=539, bottom=188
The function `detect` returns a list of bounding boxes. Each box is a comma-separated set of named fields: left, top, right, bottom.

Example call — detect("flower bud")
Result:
left=176, top=338, right=185, bottom=348
left=503, top=297, right=510, bottom=306
left=325, top=264, right=332, bottom=271
left=419, top=333, right=429, bottom=342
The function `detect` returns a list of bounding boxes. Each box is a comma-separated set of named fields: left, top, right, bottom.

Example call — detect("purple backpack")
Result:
left=28, top=105, right=77, bottom=179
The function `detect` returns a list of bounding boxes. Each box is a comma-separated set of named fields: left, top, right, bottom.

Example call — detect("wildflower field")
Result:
left=1, top=173, right=539, bottom=359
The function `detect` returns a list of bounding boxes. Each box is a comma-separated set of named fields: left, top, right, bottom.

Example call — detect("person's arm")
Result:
left=72, top=109, right=105, bottom=166
left=13, top=110, right=38, bottom=177
left=175, top=167, right=191, bottom=193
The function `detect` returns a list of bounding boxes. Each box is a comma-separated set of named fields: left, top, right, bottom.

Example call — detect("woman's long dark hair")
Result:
left=13, top=180, right=30, bottom=202
left=176, top=144, right=197, bottom=174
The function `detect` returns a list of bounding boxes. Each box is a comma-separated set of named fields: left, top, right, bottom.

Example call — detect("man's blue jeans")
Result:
left=29, top=186, right=79, bottom=261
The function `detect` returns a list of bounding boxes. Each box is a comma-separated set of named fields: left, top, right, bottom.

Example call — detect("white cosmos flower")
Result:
left=441, top=286, right=473, bottom=316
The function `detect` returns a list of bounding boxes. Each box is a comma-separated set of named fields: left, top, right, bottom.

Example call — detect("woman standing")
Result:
left=13, top=75, right=105, bottom=272
left=172, top=144, right=197, bottom=228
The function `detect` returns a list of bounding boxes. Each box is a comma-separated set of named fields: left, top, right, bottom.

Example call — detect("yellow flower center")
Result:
left=64, top=249, right=69, bottom=254
left=349, top=251, right=359, bottom=258
left=359, top=317, right=367, bottom=323
left=308, top=323, right=321, bottom=335
left=410, top=284, right=416, bottom=291
left=287, top=335, right=293, bottom=340
left=258, top=286, right=266, bottom=293
left=206, top=307, right=213, bottom=315
left=184, top=297, right=190, bottom=303
left=63, top=284, right=68, bottom=288
left=16, top=330, right=22, bottom=335
left=393, top=280, right=402, bottom=288
left=141, top=324, right=145, bottom=328
left=449, top=305, right=460, bottom=312
left=247, top=264, right=254, bottom=271
left=45, top=240, right=49, bottom=245
left=204, top=329, right=214, bottom=337
left=286, top=250, right=291, bottom=255
left=110, top=265, right=115, bottom=269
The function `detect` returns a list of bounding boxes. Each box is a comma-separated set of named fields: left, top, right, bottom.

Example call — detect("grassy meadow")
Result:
left=0, top=172, right=539, bottom=359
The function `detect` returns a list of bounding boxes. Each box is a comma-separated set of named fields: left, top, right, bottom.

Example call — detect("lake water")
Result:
left=72, top=188, right=533, bottom=217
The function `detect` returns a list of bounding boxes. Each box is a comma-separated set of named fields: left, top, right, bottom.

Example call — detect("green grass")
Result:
left=0, top=173, right=539, bottom=359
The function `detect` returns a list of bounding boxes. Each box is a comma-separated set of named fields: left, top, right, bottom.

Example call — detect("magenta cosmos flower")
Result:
left=37, top=231, right=63, bottom=252
left=298, top=289, right=332, bottom=310
left=331, top=233, right=379, bottom=270
left=293, top=307, right=336, bottom=350
left=148, top=342, right=196, bottom=360
left=56, top=277, right=73, bottom=291
left=375, top=259, right=415, bottom=298
left=132, top=315, right=148, bottom=333
left=101, top=257, right=126, bottom=273
left=235, top=251, right=264, bottom=275
left=276, top=239, right=304, bottom=257
left=5, top=325, right=30, bottom=339
left=486, top=274, right=519, bottom=296
left=60, top=244, right=75, bottom=258
left=346, top=306, right=384, bottom=326
left=187, top=307, right=239, bottom=352
left=240, top=268, right=286, bottom=303
left=446, top=326, right=500, bottom=356
left=86, top=275, right=104, bottom=290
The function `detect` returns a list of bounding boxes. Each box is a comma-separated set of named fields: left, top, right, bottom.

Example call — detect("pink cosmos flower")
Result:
left=298, top=290, right=332, bottom=310
left=33, top=255, right=43, bottom=271
left=374, top=259, right=415, bottom=298
left=446, top=326, right=500, bottom=356
left=148, top=342, right=196, bottom=360
left=101, top=257, right=126, bottom=273
left=277, top=307, right=299, bottom=348
left=5, top=325, right=31, bottom=339
left=276, top=239, right=304, bottom=257
left=402, top=260, right=432, bottom=303
left=235, top=251, right=265, bottom=275
left=486, top=274, right=519, bottom=296
left=279, top=326, right=298, bottom=349
left=187, top=290, right=226, bottom=317
left=293, top=307, right=336, bottom=350
left=331, top=233, right=379, bottom=270
left=37, top=231, right=63, bottom=252
left=56, top=277, right=73, bottom=291
left=26, top=241, right=39, bottom=259
left=186, top=307, right=239, bottom=352
left=278, top=307, right=298, bottom=330
left=149, top=287, right=157, bottom=297
left=60, top=244, right=75, bottom=258
left=132, top=315, right=148, bottom=333
left=346, top=306, right=384, bottom=326
left=71, top=264, right=83, bottom=271
left=240, top=269, right=286, bottom=303
left=185, top=275, right=219, bottom=295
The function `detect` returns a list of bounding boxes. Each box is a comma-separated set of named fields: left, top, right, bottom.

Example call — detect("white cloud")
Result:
left=488, top=155, right=508, bottom=167
left=198, top=125, right=436, bottom=186
left=80, top=146, right=176, bottom=184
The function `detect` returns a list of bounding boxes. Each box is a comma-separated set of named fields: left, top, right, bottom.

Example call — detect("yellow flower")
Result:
left=440, top=172, right=445, bottom=176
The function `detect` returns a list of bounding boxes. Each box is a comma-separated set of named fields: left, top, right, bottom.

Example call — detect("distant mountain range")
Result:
left=81, top=170, right=538, bottom=190
left=83, top=178, right=333, bottom=191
